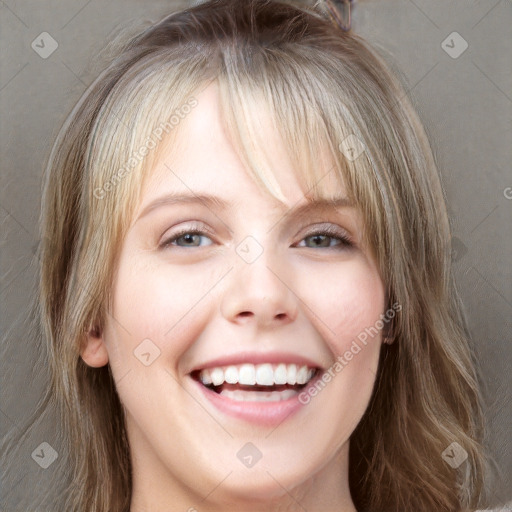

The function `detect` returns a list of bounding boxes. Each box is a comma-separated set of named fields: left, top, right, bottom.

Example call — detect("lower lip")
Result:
left=192, top=378, right=311, bottom=427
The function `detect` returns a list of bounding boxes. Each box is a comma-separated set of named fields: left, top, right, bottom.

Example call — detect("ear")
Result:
left=80, top=326, right=109, bottom=368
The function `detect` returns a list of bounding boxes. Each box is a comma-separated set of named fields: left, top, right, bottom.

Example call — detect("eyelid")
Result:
left=296, top=222, right=354, bottom=244
left=159, top=221, right=215, bottom=247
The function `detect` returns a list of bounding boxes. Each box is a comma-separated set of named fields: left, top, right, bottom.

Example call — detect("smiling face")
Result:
left=81, top=83, right=386, bottom=511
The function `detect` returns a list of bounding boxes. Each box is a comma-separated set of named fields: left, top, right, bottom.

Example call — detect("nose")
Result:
left=220, top=248, right=298, bottom=328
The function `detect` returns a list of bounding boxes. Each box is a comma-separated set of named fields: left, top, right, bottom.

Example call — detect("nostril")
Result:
left=238, top=311, right=253, bottom=318
left=275, top=313, right=287, bottom=320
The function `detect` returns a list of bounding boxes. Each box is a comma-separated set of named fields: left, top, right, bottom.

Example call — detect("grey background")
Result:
left=1, top=0, right=511, bottom=510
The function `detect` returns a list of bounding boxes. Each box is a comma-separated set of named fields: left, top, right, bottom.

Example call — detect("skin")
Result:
left=82, top=83, right=386, bottom=512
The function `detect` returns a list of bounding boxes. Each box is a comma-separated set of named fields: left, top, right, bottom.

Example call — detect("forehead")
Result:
left=135, top=82, right=347, bottom=219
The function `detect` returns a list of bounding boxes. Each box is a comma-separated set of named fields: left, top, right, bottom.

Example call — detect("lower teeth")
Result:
left=218, top=388, right=297, bottom=402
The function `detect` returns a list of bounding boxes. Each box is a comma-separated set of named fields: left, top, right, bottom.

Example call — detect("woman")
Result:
left=8, top=0, right=492, bottom=510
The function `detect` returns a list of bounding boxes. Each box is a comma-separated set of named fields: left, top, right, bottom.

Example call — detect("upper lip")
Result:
left=188, top=351, right=325, bottom=373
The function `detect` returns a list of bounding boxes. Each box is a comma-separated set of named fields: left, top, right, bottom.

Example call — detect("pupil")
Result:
left=182, top=234, right=198, bottom=245
left=310, top=235, right=329, bottom=247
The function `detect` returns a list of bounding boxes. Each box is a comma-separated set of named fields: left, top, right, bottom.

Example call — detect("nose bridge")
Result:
left=220, top=236, right=298, bottom=326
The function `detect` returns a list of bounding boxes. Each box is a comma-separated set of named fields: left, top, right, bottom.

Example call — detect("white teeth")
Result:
left=296, top=365, right=309, bottom=385
left=224, top=365, right=238, bottom=384
left=238, top=364, right=256, bottom=385
left=274, top=363, right=288, bottom=385
left=199, top=369, right=212, bottom=385
left=287, top=364, right=297, bottom=385
left=255, top=364, right=274, bottom=385
left=198, top=363, right=316, bottom=388
left=210, top=367, right=224, bottom=386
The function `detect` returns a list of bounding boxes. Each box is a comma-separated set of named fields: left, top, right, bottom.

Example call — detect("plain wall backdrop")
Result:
left=1, top=0, right=511, bottom=510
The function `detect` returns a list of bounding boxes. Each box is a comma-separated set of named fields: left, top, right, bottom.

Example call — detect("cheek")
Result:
left=294, top=256, right=385, bottom=406
left=288, top=257, right=385, bottom=441
left=107, top=253, right=229, bottom=370
left=297, top=257, right=385, bottom=347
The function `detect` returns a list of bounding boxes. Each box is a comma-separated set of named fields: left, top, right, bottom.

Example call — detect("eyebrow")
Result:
left=136, top=193, right=232, bottom=221
left=135, top=192, right=353, bottom=223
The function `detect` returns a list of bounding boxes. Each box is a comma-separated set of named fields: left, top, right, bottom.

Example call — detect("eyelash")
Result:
left=159, top=224, right=353, bottom=250
left=295, top=224, right=353, bottom=249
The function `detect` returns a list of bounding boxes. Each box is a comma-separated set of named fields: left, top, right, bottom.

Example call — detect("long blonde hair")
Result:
left=4, top=0, right=491, bottom=510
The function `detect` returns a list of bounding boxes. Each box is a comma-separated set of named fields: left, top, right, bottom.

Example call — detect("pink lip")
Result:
left=192, top=377, right=311, bottom=427
left=189, top=351, right=323, bottom=373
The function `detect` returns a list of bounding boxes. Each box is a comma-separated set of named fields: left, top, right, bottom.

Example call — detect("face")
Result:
left=83, top=83, right=386, bottom=510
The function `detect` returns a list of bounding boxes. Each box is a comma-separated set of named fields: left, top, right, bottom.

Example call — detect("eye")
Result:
left=295, top=225, right=353, bottom=249
left=160, top=228, right=213, bottom=248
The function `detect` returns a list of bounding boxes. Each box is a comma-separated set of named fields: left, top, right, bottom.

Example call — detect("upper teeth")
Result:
left=199, top=363, right=315, bottom=387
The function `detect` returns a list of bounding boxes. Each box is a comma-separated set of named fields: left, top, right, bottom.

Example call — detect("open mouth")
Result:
left=191, top=363, right=319, bottom=402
